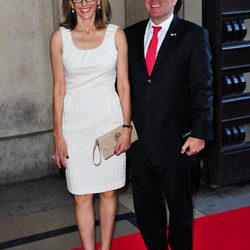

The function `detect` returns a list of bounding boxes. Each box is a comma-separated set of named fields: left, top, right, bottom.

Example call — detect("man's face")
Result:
left=144, top=0, right=177, bottom=24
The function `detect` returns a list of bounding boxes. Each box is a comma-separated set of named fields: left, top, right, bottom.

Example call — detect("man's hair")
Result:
left=174, top=0, right=182, bottom=14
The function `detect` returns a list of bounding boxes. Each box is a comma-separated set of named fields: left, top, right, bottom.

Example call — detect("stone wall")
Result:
left=0, top=0, right=56, bottom=185
left=1, top=0, right=249, bottom=185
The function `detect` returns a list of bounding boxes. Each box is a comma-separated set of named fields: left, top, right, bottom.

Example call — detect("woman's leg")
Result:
left=75, top=194, right=95, bottom=250
left=99, top=190, right=117, bottom=250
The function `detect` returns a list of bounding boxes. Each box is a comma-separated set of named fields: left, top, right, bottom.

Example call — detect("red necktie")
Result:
left=146, top=26, right=162, bottom=76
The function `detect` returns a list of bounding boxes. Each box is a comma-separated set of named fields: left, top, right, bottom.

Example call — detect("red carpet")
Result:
left=72, top=206, right=250, bottom=250
left=193, top=206, right=250, bottom=250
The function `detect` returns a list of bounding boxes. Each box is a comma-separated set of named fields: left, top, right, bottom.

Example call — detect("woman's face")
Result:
left=71, top=0, right=100, bottom=22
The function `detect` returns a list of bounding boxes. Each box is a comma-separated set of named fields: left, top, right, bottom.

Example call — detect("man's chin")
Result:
left=150, top=14, right=170, bottom=24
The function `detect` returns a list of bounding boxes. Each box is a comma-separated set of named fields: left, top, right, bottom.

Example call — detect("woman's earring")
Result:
left=72, top=8, right=75, bottom=13
left=98, top=4, right=101, bottom=10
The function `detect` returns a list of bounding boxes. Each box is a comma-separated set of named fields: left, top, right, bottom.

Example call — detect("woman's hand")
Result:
left=114, top=128, right=132, bottom=156
left=53, top=135, right=69, bottom=169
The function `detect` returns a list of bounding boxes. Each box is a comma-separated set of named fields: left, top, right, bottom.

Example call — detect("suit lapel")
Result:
left=135, top=19, right=149, bottom=75
left=135, top=20, right=149, bottom=77
left=151, top=15, right=183, bottom=76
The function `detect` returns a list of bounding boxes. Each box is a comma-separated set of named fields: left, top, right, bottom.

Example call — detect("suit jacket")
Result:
left=125, top=15, right=213, bottom=165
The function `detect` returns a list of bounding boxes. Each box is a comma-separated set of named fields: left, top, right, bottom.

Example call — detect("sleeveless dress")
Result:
left=60, top=24, right=126, bottom=195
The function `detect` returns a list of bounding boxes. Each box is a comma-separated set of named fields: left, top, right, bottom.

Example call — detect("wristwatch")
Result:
left=123, top=124, right=133, bottom=129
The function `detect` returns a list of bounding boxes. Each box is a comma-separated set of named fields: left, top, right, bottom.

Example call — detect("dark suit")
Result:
left=125, top=15, right=213, bottom=250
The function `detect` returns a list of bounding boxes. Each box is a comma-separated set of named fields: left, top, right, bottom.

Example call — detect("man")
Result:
left=125, top=1, right=213, bottom=250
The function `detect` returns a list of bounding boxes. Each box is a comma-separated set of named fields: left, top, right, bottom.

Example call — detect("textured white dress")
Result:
left=60, top=24, right=126, bottom=195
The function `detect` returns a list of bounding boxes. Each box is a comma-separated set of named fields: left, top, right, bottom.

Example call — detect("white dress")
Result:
left=60, top=24, right=126, bottom=195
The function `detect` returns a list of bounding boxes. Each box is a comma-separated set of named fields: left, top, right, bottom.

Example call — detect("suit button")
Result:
left=148, top=79, right=152, bottom=84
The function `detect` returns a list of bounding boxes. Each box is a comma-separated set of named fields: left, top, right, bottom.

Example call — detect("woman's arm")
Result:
left=114, top=28, right=132, bottom=155
left=50, top=29, right=68, bottom=168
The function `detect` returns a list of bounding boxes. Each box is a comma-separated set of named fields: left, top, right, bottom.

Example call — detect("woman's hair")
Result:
left=60, top=0, right=112, bottom=30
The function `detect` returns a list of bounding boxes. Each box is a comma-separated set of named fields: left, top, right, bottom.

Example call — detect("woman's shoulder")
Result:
left=51, top=27, right=71, bottom=49
left=58, top=26, right=71, bottom=34
left=51, top=29, right=62, bottom=43
left=50, top=29, right=64, bottom=52
left=51, top=27, right=69, bottom=39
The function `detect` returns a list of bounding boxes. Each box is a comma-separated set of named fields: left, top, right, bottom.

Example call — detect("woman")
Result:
left=50, top=0, right=131, bottom=249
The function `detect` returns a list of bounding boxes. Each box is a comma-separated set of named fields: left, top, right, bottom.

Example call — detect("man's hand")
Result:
left=181, top=137, right=205, bottom=157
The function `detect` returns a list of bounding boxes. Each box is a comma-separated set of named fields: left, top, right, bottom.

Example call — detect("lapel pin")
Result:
left=170, top=33, right=177, bottom=36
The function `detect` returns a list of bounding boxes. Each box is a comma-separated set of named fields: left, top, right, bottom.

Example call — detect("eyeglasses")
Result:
left=72, top=0, right=96, bottom=3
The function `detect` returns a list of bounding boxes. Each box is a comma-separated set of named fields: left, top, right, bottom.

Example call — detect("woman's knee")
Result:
left=99, top=190, right=116, bottom=199
left=74, top=194, right=93, bottom=206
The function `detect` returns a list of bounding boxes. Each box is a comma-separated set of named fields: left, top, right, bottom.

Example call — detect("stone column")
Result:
left=125, top=0, right=148, bottom=27
left=0, top=0, right=57, bottom=185
left=183, top=0, right=202, bottom=25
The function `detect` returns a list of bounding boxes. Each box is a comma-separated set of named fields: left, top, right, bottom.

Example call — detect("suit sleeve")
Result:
left=189, top=28, right=213, bottom=141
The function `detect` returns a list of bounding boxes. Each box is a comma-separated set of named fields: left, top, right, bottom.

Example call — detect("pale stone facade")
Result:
left=0, top=0, right=249, bottom=184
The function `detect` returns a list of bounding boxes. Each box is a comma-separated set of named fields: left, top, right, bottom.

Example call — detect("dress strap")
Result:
left=59, top=27, right=71, bottom=52
left=106, top=24, right=119, bottom=37
left=104, top=24, right=119, bottom=50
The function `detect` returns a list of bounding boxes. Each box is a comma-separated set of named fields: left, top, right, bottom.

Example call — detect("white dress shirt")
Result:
left=144, top=14, right=174, bottom=58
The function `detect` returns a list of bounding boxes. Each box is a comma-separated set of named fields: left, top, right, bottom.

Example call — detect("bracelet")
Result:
left=123, top=124, right=133, bottom=129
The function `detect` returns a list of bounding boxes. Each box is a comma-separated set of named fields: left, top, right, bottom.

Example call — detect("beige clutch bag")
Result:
left=93, top=122, right=138, bottom=166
